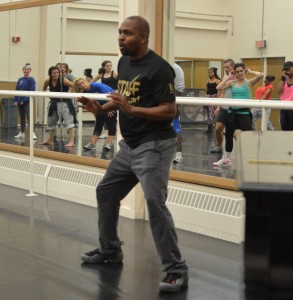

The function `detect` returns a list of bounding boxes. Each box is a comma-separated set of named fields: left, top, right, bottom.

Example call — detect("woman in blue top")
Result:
left=14, top=63, right=37, bottom=140
left=73, top=78, right=117, bottom=152
left=214, top=63, right=263, bottom=166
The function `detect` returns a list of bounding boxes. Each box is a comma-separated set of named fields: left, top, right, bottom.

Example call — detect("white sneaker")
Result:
left=15, top=132, right=25, bottom=139
left=173, top=152, right=183, bottom=163
left=213, top=157, right=232, bottom=167
left=99, top=134, right=108, bottom=139
left=33, top=132, right=37, bottom=140
left=103, top=142, right=113, bottom=151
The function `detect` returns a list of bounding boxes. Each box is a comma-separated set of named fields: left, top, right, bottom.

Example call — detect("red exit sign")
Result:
left=256, top=40, right=266, bottom=48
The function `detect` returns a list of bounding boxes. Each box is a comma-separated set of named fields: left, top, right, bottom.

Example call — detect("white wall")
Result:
left=2, top=0, right=293, bottom=83
left=226, top=0, right=292, bottom=62
left=0, top=8, right=40, bottom=82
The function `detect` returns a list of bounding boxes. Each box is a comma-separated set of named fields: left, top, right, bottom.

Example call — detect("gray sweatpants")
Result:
left=96, top=138, right=188, bottom=273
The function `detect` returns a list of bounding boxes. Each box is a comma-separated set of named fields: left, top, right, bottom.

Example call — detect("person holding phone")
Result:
left=277, top=61, right=293, bottom=130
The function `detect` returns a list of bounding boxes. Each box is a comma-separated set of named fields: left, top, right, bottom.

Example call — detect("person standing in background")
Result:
left=210, top=59, right=235, bottom=153
left=91, top=60, right=118, bottom=139
left=252, top=75, right=275, bottom=130
left=204, top=67, right=221, bottom=134
left=61, top=63, right=75, bottom=83
left=172, top=62, right=185, bottom=163
left=84, top=68, right=93, bottom=82
left=40, top=66, right=76, bottom=147
left=214, top=63, right=263, bottom=166
left=73, top=78, right=117, bottom=152
left=91, top=60, right=118, bottom=90
left=14, top=63, right=37, bottom=140
left=277, top=61, right=293, bottom=130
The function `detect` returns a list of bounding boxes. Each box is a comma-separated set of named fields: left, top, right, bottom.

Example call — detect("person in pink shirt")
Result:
left=277, top=61, right=293, bottom=130
left=252, top=75, right=275, bottom=130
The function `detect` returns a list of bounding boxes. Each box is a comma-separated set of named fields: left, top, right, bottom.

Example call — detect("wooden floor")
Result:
left=0, top=183, right=245, bottom=300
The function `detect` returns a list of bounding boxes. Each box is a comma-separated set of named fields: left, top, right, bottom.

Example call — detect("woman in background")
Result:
left=84, top=68, right=93, bottom=82
left=14, top=63, right=37, bottom=140
left=214, top=63, right=263, bottom=166
left=91, top=60, right=118, bottom=90
left=40, top=66, right=76, bottom=147
left=204, top=67, right=221, bottom=133
left=91, top=60, right=118, bottom=138
left=251, top=75, right=275, bottom=130
left=73, top=78, right=117, bottom=152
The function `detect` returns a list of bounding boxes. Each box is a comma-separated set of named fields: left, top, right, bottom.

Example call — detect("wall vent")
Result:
left=0, top=154, right=245, bottom=243
left=167, top=186, right=245, bottom=243
left=0, top=155, right=47, bottom=175
left=167, top=187, right=244, bottom=217
left=49, top=165, right=102, bottom=187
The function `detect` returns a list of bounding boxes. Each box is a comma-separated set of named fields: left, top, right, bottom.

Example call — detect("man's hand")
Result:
left=77, top=97, right=101, bottom=115
left=107, top=92, right=133, bottom=115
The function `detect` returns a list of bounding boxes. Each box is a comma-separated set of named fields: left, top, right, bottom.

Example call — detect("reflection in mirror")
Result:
left=0, top=0, right=290, bottom=187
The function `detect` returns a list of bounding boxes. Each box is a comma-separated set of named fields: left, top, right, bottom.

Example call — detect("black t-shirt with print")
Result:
left=117, top=50, right=176, bottom=148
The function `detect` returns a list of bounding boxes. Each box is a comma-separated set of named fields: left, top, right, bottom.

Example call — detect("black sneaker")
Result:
left=159, top=272, right=188, bottom=292
left=81, top=248, right=123, bottom=264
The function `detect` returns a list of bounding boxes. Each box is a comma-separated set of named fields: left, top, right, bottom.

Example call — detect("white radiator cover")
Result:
left=0, top=153, right=245, bottom=244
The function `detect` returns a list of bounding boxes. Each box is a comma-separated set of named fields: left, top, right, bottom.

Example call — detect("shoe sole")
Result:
left=159, top=281, right=188, bottom=292
left=83, top=147, right=96, bottom=150
left=213, top=163, right=231, bottom=167
left=81, top=254, right=123, bottom=264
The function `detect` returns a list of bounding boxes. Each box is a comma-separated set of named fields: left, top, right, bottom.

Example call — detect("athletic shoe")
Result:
left=159, top=272, right=188, bottom=292
left=210, top=145, right=223, bottom=153
left=99, top=134, right=108, bottom=139
left=83, top=142, right=96, bottom=150
left=81, top=248, right=123, bottom=264
left=213, top=157, right=232, bottom=166
left=15, top=132, right=25, bottom=139
left=33, top=132, right=37, bottom=140
left=173, top=152, right=183, bottom=163
left=103, top=142, right=113, bottom=151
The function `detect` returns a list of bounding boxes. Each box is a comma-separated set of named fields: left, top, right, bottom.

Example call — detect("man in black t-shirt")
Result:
left=78, top=16, right=188, bottom=293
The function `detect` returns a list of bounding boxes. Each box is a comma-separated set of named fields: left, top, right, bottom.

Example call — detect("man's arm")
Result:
left=77, top=97, right=117, bottom=116
left=107, top=92, right=176, bottom=121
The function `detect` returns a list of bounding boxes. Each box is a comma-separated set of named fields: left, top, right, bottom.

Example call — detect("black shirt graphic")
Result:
left=117, top=50, right=176, bottom=148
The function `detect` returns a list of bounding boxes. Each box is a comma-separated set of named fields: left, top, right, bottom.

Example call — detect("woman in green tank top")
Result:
left=213, top=63, right=263, bottom=166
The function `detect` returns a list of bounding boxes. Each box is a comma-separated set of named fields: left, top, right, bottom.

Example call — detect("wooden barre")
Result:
left=248, top=159, right=293, bottom=165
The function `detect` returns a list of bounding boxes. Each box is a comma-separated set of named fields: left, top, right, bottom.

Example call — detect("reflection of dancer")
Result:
left=78, top=15, right=188, bottom=293
left=203, top=67, right=221, bottom=133
left=252, top=75, right=275, bottom=130
left=172, top=63, right=185, bottom=163
left=73, top=78, right=116, bottom=151
left=91, top=60, right=118, bottom=89
left=14, top=63, right=37, bottom=140
left=277, top=61, right=293, bottom=130
left=210, top=59, right=235, bottom=153
left=40, top=66, right=76, bottom=147
left=84, top=68, right=93, bottom=82
left=92, top=60, right=118, bottom=138
left=214, top=63, right=263, bottom=166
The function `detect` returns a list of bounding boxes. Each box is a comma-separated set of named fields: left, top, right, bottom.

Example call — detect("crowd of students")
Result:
left=14, top=58, right=293, bottom=167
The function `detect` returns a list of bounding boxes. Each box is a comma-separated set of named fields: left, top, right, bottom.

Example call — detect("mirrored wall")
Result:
left=0, top=0, right=291, bottom=189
